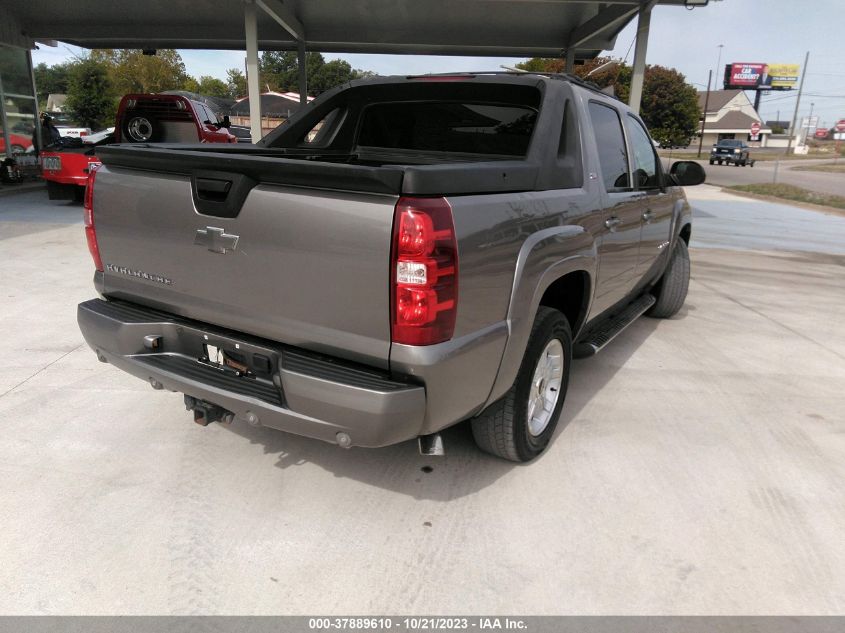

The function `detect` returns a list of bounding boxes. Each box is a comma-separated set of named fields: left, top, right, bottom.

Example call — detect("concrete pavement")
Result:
left=1, top=187, right=844, bottom=615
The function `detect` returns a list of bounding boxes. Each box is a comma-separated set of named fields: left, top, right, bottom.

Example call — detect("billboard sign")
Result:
left=724, top=63, right=799, bottom=90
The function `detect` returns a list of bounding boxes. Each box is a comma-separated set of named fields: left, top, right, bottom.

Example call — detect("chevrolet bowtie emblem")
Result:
left=194, top=227, right=239, bottom=254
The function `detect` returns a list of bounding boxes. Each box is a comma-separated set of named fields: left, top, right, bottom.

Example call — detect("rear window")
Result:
left=357, top=102, right=538, bottom=156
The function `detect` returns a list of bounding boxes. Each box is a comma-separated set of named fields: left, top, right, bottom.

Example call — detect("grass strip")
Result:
left=727, top=183, right=845, bottom=211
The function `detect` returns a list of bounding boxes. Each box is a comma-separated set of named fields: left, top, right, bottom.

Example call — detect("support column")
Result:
left=244, top=1, right=263, bottom=143
left=628, top=1, right=653, bottom=115
left=0, top=73, right=10, bottom=159
left=297, top=41, right=307, bottom=106
left=564, top=48, right=575, bottom=74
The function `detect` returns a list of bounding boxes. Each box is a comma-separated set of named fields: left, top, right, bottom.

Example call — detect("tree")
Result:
left=259, top=51, right=373, bottom=96
left=260, top=51, right=325, bottom=92
left=638, top=66, right=700, bottom=147
left=226, top=68, right=247, bottom=99
left=516, top=57, right=700, bottom=146
left=64, top=58, right=115, bottom=129
left=187, top=75, right=230, bottom=98
left=91, top=49, right=189, bottom=94
left=33, top=62, right=71, bottom=108
left=310, top=59, right=358, bottom=94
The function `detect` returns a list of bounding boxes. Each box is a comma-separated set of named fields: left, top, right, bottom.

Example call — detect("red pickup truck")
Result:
left=42, top=93, right=238, bottom=200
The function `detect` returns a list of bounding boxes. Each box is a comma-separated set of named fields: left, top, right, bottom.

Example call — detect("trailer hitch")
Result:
left=184, top=395, right=234, bottom=426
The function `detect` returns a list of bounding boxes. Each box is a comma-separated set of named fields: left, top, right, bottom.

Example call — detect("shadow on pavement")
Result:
left=222, top=313, right=668, bottom=501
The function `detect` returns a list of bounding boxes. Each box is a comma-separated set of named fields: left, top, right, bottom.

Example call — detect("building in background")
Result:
left=696, top=89, right=771, bottom=148
left=229, top=92, right=313, bottom=136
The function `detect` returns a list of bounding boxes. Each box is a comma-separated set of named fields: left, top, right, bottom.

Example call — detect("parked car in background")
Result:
left=710, top=139, right=754, bottom=166
left=0, top=132, right=34, bottom=154
left=42, top=94, right=238, bottom=200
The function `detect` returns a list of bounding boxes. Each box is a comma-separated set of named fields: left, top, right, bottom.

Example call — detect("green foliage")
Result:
left=516, top=56, right=701, bottom=146
left=638, top=66, right=699, bottom=147
left=192, top=75, right=230, bottom=98
left=91, top=49, right=188, bottom=94
left=33, top=62, right=70, bottom=108
left=64, top=58, right=115, bottom=129
left=226, top=68, right=247, bottom=99
left=259, top=51, right=371, bottom=95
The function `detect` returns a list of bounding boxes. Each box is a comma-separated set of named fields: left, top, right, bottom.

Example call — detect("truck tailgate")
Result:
left=93, top=164, right=396, bottom=368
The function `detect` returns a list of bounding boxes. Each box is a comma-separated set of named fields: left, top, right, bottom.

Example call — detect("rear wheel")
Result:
left=647, top=239, right=690, bottom=319
left=471, top=307, right=572, bottom=462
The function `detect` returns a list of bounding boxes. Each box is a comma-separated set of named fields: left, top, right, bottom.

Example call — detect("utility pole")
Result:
left=715, top=44, right=724, bottom=85
left=697, top=69, right=713, bottom=158
left=786, top=50, right=810, bottom=155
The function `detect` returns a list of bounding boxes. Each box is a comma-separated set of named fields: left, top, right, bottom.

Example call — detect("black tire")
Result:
left=709, top=160, right=714, bottom=165
left=471, top=307, right=572, bottom=462
left=123, top=113, right=159, bottom=143
left=647, top=239, right=690, bottom=319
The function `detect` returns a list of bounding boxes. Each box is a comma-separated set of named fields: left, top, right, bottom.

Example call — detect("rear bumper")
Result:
left=77, top=299, right=426, bottom=448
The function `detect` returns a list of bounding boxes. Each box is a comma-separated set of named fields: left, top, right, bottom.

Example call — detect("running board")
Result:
left=573, top=294, right=656, bottom=357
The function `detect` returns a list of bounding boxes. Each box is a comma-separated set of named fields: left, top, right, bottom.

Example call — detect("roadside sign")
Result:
left=836, top=120, right=845, bottom=132
left=834, top=132, right=845, bottom=141
left=750, top=122, right=761, bottom=135
left=815, top=128, right=829, bottom=139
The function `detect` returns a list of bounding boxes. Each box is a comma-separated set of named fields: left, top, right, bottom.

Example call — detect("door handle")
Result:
left=604, top=217, right=622, bottom=231
left=642, top=210, right=654, bottom=223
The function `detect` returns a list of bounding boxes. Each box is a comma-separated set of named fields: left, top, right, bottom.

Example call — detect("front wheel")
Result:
left=647, top=239, right=690, bottom=319
left=471, top=307, right=572, bottom=462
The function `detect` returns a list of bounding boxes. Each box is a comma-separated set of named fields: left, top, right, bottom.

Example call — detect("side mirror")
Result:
left=221, top=115, right=231, bottom=129
left=670, top=161, right=706, bottom=186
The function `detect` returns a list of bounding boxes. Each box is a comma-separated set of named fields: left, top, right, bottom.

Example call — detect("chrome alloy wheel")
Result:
left=127, top=117, right=153, bottom=142
left=526, top=338, right=564, bottom=436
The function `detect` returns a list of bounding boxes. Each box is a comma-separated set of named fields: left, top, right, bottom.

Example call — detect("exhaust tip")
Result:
left=418, top=433, right=445, bottom=456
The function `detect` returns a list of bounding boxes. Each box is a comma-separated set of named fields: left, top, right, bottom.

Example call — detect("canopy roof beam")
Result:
left=628, top=0, right=657, bottom=115
left=566, top=3, right=639, bottom=51
left=256, top=0, right=305, bottom=41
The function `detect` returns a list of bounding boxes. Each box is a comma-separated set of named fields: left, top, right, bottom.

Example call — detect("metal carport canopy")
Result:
left=2, top=0, right=704, bottom=141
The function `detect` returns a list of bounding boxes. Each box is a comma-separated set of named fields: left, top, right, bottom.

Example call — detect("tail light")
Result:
left=83, top=165, right=103, bottom=271
left=391, top=197, right=458, bottom=346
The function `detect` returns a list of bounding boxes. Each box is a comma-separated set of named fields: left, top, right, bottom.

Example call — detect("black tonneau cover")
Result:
left=95, top=144, right=542, bottom=196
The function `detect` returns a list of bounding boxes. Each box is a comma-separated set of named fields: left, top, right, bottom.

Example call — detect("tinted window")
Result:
left=588, top=102, right=629, bottom=190
left=302, top=108, right=342, bottom=145
left=627, top=115, right=660, bottom=188
left=357, top=102, right=537, bottom=155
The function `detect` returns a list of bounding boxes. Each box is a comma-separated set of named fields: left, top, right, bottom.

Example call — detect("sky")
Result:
left=31, top=0, right=845, bottom=127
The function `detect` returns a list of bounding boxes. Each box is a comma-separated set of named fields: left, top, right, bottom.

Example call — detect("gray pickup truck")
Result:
left=77, top=73, right=705, bottom=462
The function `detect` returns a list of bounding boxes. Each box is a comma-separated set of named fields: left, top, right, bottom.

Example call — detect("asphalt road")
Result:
left=1, top=187, right=844, bottom=614
left=679, top=158, right=845, bottom=198
left=687, top=184, right=845, bottom=254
